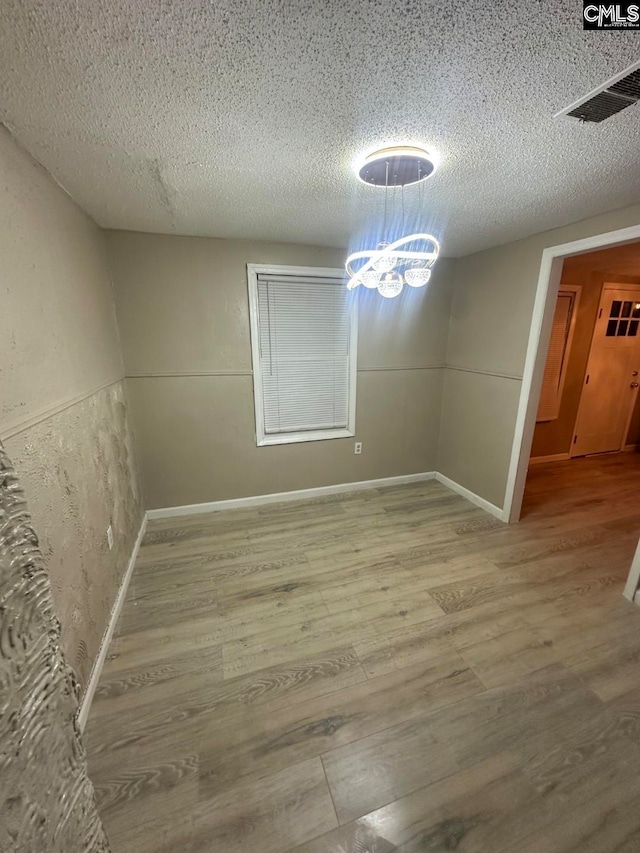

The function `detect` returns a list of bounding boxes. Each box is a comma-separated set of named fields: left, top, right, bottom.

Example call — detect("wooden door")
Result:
left=572, top=285, right=640, bottom=457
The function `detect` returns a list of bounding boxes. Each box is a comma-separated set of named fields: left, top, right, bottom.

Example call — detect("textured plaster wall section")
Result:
left=0, top=125, right=143, bottom=695
left=5, top=383, right=143, bottom=692
left=0, top=442, right=110, bottom=852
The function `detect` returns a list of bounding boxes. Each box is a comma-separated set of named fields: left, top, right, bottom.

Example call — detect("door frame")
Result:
left=623, top=537, right=640, bottom=602
left=570, top=282, right=640, bottom=459
left=503, top=223, right=640, bottom=531
left=534, top=283, right=582, bottom=427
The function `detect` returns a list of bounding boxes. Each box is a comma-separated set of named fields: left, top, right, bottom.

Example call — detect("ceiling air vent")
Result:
left=555, top=60, right=640, bottom=123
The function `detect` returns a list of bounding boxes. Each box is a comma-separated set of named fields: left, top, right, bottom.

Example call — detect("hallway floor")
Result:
left=86, top=453, right=640, bottom=853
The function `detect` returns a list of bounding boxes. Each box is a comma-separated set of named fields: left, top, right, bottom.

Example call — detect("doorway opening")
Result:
left=529, top=247, right=640, bottom=466
left=504, top=226, right=640, bottom=601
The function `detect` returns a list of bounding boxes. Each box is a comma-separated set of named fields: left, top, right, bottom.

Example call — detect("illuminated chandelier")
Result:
left=346, top=145, right=440, bottom=299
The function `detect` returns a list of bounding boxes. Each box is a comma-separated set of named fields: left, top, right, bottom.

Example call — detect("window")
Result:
left=247, top=264, right=357, bottom=446
left=536, top=286, right=581, bottom=422
left=605, top=299, right=640, bottom=337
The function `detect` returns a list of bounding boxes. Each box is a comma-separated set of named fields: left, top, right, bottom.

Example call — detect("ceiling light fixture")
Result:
left=346, top=233, right=439, bottom=291
left=346, top=145, right=441, bottom=298
left=356, top=145, right=438, bottom=187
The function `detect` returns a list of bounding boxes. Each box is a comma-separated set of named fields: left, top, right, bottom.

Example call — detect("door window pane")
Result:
left=629, top=320, right=639, bottom=337
left=606, top=319, right=618, bottom=336
left=622, top=301, right=632, bottom=318
left=617, top=320, right=629, bottom=336
left=610, top=300, right=622, bottom=318
left=633, top=303, right=640, bottom=319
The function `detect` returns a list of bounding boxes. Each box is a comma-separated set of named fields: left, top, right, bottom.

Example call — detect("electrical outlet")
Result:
left=106, top=525, right=114, bottom=551
left=354, top=441, right=362, bottom=455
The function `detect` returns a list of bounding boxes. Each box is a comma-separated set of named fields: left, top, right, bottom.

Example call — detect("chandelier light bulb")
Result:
left=372, top=242, right=397, bottom=273
left=404, top=263, right=432, bottom=288
left=378, top=271, right=403, bottom=299
left=361, top=270, right=381, bottom=289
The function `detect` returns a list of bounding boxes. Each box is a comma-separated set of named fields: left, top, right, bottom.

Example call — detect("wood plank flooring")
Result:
left=85, top=452, right=640, bottom=853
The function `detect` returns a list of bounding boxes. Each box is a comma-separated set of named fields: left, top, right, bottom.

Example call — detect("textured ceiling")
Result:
left=1, top=1, right=639, bottom=256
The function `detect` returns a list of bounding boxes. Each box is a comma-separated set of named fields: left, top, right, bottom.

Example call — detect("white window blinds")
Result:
left=536, top=288, right=580, bottom=422
left=249, top=268, right=356, bottom=445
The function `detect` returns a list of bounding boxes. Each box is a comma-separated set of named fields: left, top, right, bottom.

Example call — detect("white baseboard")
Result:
left=434, top=472, right=506, bottom=521
left=530, top=447, right=638, bottom=463
left=147, top=471, right=506, bottom=523
left=146, top=472, right=438, bottom=519
left=528, top=453, right=571, bottom=465
left=77, top=513, right=148, bottom=731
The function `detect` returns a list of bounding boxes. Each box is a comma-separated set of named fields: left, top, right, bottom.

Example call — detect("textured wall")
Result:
left=5, top=383, right=142, bottom=690
left=1, top=2, right=639, bottom=258
left=0, top=124, right=123, bottom=433
left=439, top=202, right=640, bottom=509
left=0, top=442, right=110, bottom=852
left=0, top=126, right=143, bottom=695
left=107, top=231, right=453, bottom=509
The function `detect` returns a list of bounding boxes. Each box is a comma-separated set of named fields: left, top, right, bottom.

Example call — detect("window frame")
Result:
left=247, top=263, right=358, bottom=447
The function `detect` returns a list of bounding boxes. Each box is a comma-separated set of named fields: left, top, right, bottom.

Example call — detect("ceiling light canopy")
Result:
left=356, top=145, right=437, bottom=187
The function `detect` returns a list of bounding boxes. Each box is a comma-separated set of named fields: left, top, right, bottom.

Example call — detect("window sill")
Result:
left=257, top=428, right=355, bottom=447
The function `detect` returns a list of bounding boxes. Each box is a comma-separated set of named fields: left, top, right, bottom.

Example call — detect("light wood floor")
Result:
left=86, top=453, right=640, bottom=853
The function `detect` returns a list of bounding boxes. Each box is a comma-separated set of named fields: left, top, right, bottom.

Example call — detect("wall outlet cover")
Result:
left=354, top=442, right=362, bottom=455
